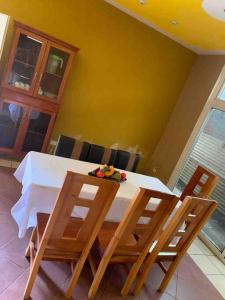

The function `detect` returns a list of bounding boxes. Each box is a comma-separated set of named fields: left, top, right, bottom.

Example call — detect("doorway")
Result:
left=173, top=75, right=225, bottom=262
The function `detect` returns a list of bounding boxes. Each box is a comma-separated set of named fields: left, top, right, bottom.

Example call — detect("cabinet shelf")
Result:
left=44, top=71, right=63, bottom=79
left=11, top=71, right=31, bottom=80
left=14, top=59, right=35, bottom=68
left=27, top=130, right=45, bottom=137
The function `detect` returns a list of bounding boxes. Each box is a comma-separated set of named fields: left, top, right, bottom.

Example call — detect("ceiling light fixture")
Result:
left=170, top=20, right=178, bottom=25
left=139, top=0, right=146, bottom=5
left=202, top=0, right=225, bottom=22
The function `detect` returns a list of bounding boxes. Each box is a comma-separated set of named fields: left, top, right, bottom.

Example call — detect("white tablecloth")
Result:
left=12, top=151, right=176, bottom=238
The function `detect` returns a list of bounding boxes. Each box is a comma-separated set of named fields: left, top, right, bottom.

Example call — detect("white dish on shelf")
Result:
left=43, top=91, right=56, bottom=98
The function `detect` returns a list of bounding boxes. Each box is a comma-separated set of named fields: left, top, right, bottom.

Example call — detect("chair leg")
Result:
left=25, top=228, right=37, bottom=258
left=23, top=248, right=43, bottom=299
left=133, top=253, right=157, bottom=296
left=88, top=255, right=111, bottom=300
left=65, top=254, right=90, bottom=299
left=121, top=254, right=146, bottom=297
left=158, top=256, right=181, bottom=293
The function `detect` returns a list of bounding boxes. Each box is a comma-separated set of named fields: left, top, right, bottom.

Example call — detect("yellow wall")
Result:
left=0, top=0, right=196, bottom=172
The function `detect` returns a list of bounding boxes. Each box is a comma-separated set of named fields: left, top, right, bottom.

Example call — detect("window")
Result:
left=218, top=84, right=225, bottom=101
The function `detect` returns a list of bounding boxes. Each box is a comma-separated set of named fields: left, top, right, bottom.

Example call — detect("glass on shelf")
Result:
left=8, top=33, right=42, bottom=91
left=0, top=102, right=24, bottom=149
left=38, top=47, right=69, bottom=100
left=22, top=110, right=51, bottom=152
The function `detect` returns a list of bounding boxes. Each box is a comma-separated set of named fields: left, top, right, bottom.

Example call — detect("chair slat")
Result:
left=141, top=209, right=155, bottom=218
left=73, top=198, right=93, bottom=208
left=176, top=230, right=186, bottom=237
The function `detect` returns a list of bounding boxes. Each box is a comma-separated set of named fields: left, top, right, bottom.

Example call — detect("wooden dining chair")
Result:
left=180, top=165, right=218, bottom=201
left=88, top=188, right=179, bottom=299
left=132, top=196, right=217, bottom=296
left=23, top=172, right=119, bottom=299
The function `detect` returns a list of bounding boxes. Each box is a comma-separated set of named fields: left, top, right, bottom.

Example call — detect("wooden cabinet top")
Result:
left=14, top=21, right=80, bottom=53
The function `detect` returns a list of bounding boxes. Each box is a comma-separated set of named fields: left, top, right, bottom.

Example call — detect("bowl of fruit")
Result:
left=88, top=165, right=127, bottom=182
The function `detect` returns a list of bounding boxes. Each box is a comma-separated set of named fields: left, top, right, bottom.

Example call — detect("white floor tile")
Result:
left=188, top=238, right=214, bottom=255
left=191, top=254, right=222, bottom=275
left=207, top=275, right=225, bottom=298
left=207, top=256, right=225, bottom=275
left=188, top=241, right=203, bottom=255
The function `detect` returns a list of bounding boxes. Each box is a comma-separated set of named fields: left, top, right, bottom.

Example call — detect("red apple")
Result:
left=121, top=172, right=126, bottom=181
left=96, top=170, right=105, bottom=178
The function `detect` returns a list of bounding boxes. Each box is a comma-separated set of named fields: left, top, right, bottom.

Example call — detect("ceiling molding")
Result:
left=104, top=0, right=225, bottom=56
left=198, top=49, right=225, bottom=55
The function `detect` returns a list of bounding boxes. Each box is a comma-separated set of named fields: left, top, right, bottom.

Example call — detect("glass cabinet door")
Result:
left=22, top=110, right=51, bottom=152
left=6, top=30, right=46, bottom=94
left=35, top=44, right=72, bottom=101
left=0, top=102, right=24, bottom=149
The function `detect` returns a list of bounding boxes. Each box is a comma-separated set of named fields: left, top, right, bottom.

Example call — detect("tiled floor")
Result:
left=174, top=185, right=225, bottom=298
left=0, top=166, right=224, bottom=300
left=188, top=238, right=225, bottom=298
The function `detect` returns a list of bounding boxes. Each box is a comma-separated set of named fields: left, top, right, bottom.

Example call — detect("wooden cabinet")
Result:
left=0, top=99, right=56, bottom=155
left=0, top=21, right=79, bottom=158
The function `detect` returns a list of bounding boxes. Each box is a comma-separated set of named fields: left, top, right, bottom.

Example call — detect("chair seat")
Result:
left=36, top=213, right=84, bottom=260
left=96, top=222, right=138, bottom=261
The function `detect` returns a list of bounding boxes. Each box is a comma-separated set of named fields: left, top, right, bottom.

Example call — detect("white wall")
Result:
left=0, top=13, right=9, bottom=59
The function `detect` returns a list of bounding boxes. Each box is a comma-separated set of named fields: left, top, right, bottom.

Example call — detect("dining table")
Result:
left=11, top=151, right=180, bottom=238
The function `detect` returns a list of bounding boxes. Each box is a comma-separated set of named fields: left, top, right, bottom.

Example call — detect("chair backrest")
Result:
left=155, top=196, right=217, bottom=256
left=109, top=189, right=178, bottom=255
left=114, top=150, right=140, bottom=172
left=86, top=144, right=117, bottom=165
left=86, top=144, right=105, bottom=164
left=101, top=148, right=117, bottom=166
left=40, top=172, right=119, bottom=253
left=180, top=166, right=218, bottom=201
left=54, top=135, right=75, bottom=158
left=54, top=135, right=90, bottom=161
left=71, top=140, right=90, bottom=161
left=132, top=196, right=217, bottom=296
left=132, top=153, right=141, bottom=173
